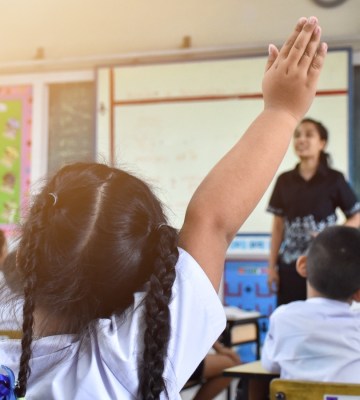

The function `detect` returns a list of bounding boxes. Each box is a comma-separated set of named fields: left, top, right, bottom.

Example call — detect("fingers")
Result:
left=287, top=17, right=320, bottom=67
left=232, top=354, right=241, bottom=364
left=262, top=17, right=327, bottom=122
left=278, top=17, right=307, bottom=60
left=267, top=16, right=324, bottom=73
left=279, top=16, right=327, bottom=81
left=268, top=278, right=278, bottom=294
left=297, top=25, right=322, bottom=70
left=265, top=44, right=279, bottom=72
left=307, top=41, right=327, bottom=83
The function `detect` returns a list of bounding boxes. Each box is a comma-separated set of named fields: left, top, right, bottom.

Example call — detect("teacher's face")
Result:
left=293, top=121, right=326, bottom=161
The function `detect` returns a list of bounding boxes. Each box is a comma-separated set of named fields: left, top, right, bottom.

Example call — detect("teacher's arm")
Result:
left=268, top=215, right=284, bottom=293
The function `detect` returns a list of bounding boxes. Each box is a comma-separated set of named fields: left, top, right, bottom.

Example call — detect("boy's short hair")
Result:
left=306, top=226, right=360, bottom=301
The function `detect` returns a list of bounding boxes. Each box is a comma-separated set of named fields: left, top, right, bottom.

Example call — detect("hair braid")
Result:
left=15, top=270, right=36, bottom=397
left=15, top=212, right=43, bottom=397
left=139, top=226, right=178, bottom=400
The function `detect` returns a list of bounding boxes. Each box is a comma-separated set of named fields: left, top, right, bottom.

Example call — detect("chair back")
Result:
left=270, top=379, right=360, bottom=400
left=0, top=330, right=22, bottom=339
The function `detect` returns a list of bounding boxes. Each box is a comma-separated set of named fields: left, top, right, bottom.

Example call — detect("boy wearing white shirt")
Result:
left=261, top=225, right=360, bottom=382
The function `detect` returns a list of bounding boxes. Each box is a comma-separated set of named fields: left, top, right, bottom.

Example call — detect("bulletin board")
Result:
left=48, top=82, right=95, bottom=173
left=0, top=85, right=32, bottom=237
left=96, top=49, right=351, bottom=231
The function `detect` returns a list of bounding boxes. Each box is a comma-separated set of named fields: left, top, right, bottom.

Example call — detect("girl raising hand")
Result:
left=0, top=17, right=326, bottom=400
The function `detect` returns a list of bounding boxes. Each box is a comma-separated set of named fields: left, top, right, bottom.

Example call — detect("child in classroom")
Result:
left=0, top=17, right=326, bottom=400
left=261, top=225, right=360, bottom=382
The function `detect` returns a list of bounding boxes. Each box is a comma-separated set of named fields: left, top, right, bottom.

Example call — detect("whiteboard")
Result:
left=96, top=50, right=350, bottom=231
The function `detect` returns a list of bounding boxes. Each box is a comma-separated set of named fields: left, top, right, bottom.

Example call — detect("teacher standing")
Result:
left=267, top=118, right=360, bottom=306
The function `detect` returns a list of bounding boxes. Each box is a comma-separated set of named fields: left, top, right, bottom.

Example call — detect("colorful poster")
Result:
left=0, top=86, right=32, bottom=237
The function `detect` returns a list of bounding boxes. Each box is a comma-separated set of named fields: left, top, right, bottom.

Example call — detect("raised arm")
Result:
left=179, top=17, right=327, bottom=290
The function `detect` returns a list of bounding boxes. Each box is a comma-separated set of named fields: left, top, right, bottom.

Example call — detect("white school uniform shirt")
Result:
left=261, top=297, right=360, bottom=383
left=0, top=248, right=226, bottom=399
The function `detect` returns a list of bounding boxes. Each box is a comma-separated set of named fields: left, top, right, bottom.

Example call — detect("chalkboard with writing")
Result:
left=48, top=82, right=95, bottom=173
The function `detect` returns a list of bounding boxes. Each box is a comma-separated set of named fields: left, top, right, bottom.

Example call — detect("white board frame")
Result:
left=96, top=49, right=351, bottom=231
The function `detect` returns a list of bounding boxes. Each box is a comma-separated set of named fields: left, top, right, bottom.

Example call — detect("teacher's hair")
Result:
left=301, top=117, right=331, bottom=167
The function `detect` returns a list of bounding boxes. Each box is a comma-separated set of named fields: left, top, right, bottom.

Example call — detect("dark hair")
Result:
left=299, top=117, right=331, bottom=167
left=306, top=226, right=360, bottom=301
left=15, top=162, right=179, bottom=399
left=0, top=230, right=6, bottom=257
left=2, top=251, right=19, bottom=292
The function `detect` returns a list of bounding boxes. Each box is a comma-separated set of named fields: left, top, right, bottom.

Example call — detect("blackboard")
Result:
left=48, top=82, right=95, bottom=173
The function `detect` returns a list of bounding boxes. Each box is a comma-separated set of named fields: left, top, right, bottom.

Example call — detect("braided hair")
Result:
left=0, top=230, right=6, bottom=255
left=139, top=224, right=178, bottom=399
left=0, top=229, right=7, bottom=265
left=14, top=162, right=179, bottom=399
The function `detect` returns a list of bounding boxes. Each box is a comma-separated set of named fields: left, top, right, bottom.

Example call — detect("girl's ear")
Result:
left=296, top=255, right=308, bottom=278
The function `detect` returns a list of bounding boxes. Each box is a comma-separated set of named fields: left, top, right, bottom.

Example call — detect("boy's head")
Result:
left=297, top=226, right=360, bottom=302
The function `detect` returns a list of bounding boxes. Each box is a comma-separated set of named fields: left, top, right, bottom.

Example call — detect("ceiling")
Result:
left=1, top=0, right=359, bottom=73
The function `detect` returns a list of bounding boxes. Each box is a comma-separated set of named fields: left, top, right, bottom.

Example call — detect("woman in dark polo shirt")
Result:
left=267, top=118, right=360, bottom=306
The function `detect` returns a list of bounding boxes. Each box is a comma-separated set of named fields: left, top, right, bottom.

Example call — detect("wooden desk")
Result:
left=223, top=361, right=279, bottom=400
left=222, top=313, right=264, bottom=359
left=223, top=360, right=279, bottom=379
left=221, top=312, right=265, bottom=400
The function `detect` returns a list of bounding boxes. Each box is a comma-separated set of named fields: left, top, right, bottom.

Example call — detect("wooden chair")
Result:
left=270, top=378, right=360, bottom=400
left=0, top=330, right=22, bottom=339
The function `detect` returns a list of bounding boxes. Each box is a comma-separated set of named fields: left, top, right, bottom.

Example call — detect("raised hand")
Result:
left=262, top=17, right=327, bottom=123
left=180, top=17, right=327, bottom=291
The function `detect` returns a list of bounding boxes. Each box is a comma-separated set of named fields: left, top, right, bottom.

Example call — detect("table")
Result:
left=223, top=360, right=279, bottom=400
left=222, top=312, right=264, bottom=360
left=221, top=311, right=265, bottom=400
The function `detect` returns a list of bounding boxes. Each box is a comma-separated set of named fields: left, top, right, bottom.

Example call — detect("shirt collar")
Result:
left=306, top=297, right=351, bottom=309
left=292, top=162, right=328, bottom=180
